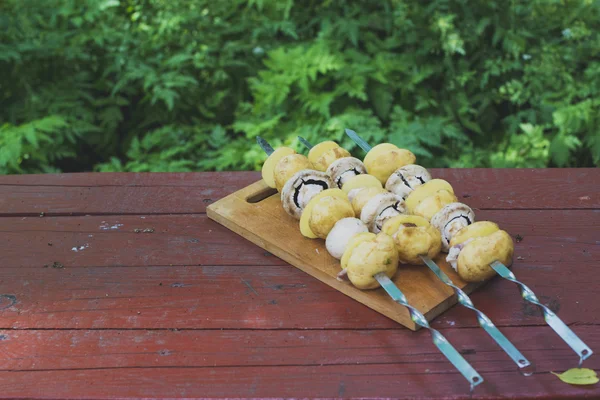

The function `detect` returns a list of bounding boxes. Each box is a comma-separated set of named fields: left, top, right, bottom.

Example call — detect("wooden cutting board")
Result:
left=207, top=179, right=486, bottom=331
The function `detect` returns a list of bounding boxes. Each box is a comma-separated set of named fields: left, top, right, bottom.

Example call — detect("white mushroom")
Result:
left=281, top=170, right=333, bottom=219
left=385, top=164, right=431, bottom=199
left=325, top=218, right=369, bottom=259
left=326, top=157, right=367, bottom=188
left=446, top=239, right=474, bottom=271
left=360, top=192, right=406, bottom=233
left=431, top=202, right=476, bottom=252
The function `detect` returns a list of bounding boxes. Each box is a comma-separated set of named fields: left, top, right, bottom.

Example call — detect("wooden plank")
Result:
left=0, top=210, right=597, bottom=330
left=1, top=210, right=596, bottom=270
left=0, top=326, right=598, bottom=398
left=0, top=169, right=597, bottom=216
left=1, top=261, right=598, bottom=330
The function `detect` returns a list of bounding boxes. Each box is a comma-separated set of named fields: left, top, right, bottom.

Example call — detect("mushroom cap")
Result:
left=431, top=202, right=476, bottom=252
left=360, top=192, right=406, bottom=233
left=274, top=154, right=311, bottom=192
left=326, top=157, right=367, bottom=188
left=344, top=233, right=399, bottom=290
left=350, top=187, right=387, bottom=216
left=385, top=164, right=431, bottom=199
left=261, top=147, right=296, bottom=188
left=309, top=195, right=354, bottom=239
left=281, top=170, right=333, bottom=219
left=325, top=218, right=369, bottom=259
left=314, top=147, right=351, bottom=172
left=455, top=230, right=514, bottom=282
left=364, top=144, right=416, bottom=184
left=381, top=215, right=441, bottom=264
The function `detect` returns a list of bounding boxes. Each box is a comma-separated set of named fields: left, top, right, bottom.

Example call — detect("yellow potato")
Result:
left=261, top=147, right=296, bottom=188
left=450, top=221, right=500, bottom=248
left=314, top=147, right=351, bottom=171
left=405, top=179, right=454, bottom=212
left=274, top=154, right=311, bottom=192
left=345, top=233, right=399, bottom=289
left=381, top=215, right=430, bottom=235
left=457, top=230, right=514, bottom=282
left=364, top=144, right=416, bottom=184
left=382, top=215, right=441, bottom=264
left=308, top=196, right=354, bottom=239
left=351, top=187, right=387, bottom=217
left=300, top=188, right=348, bottom=238
left=341, top=232, right=376, bottom=271
left=341, top=174, right=382, bottom=194
left=411, top=190, right=458, bottom=220
left=308, top=141, right=339, bottom=165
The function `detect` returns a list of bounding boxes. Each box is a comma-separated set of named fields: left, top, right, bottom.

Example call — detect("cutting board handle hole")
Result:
left=246, top=186, right=278, bottom=203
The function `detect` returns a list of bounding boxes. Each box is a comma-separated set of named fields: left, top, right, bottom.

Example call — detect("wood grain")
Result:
left=0, top=170, right=598, bottom=399
left=0, top=169, right=597, bottom=216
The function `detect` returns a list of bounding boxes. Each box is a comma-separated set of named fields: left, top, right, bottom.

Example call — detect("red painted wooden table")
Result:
left=0, top=169, right=599, bottom=399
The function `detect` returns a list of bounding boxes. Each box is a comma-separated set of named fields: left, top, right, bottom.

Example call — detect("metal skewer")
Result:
left=344, top=128, right=594, bottom=366
left=258, top=135, right=484, bottom=390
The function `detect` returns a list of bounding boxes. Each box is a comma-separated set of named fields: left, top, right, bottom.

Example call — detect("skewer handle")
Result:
left=375, top=273, right=484, bottom=390
left=257, top=136, right=275, bottom=156
left=345, top=129, right=372, bottom=152
left=421, top=256, right=530, bottom=369
left=490, top=261, right=593, bottom=365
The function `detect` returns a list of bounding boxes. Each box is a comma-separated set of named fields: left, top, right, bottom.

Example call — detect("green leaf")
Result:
left=368, top=81, right=393, bottom=120
left=551, top=368, right=599, bottom=385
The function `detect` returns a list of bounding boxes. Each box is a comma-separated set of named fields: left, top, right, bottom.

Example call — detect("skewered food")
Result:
left=313, top=147, right=352, bottom=172
left=385, top=164, right=432, bottom=199
left=326, top=157, right=367, bottom=188
left=446, top=222, right=514, bottom=282
left=300, top=189, right=354, bottom=239
left=431, top=202, right=476, bottom=252
left=359, top=192, right=406, bottom=233
left=339, top=232, right=398, bottom=289
left=274, top=154, right=312, bottom=192
left=405, top=179, right=457, bottom=220
left=382, top=215, right=442, bottom=265
left=261, top=147, right=296, bottom=188
left=342, top=174, right=383, bottom=202
left=363, top=143, right=416, bottom=184
left=351, top=187, right=387, bottom=215
left=281, top=170, right=334, bottom=219
left=325, top=217, right=369, bottom=259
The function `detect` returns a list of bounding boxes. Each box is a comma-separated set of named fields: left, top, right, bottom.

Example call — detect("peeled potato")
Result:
left=382, top=215, right=441, bottom=264
left=300, top=188, right=348, bottom=238
left=364, top=144, right=416, bottom=184
left=274, top=154, right=311, bottom=192
left=308, top=196, right=354, bottom=239
left=405, top=179, right=454, bottom=212
left=314, top=147, right=351, bottom=172
left=341, top=232, right=375, bottom=270
left=308, top=141, right=339, bottom=166
left=457, top=230, right=514, bottom=282
left=351, top=187, right=387, bottom=217
left=450, top=221, right=500, bottom=248
left=344, top=233, right=399, bottom=289
left=411, top=190, right=458, bottom=220
left=341, top=174, right=382, bottom=194
left=261, top=147, right=296, bottom=188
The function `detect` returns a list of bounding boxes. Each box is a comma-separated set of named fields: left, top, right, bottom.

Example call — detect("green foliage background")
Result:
left=1, top=0, right=599, bottom=174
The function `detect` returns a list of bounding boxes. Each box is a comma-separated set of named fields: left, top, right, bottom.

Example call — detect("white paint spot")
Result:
left=140, top=216, right=146, bottom=219
left=88, top=234, right=93, bottom=238
left=448, top=320, right=456, bottom=326
left=71, top=244, right=90, bottom=252
left=315, top=248, right=320, bottom=254
left=99, top=223, right=123, bottom=230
